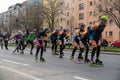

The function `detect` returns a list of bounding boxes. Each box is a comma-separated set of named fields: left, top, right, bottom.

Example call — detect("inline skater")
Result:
left=35, top=28, right=49, bottom=62
left=88, top=15, right=108, bottom=66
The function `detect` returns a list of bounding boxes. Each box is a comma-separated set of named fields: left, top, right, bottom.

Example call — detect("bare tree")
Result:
left=18, top=4, right=43, bottom=32
left=0, top=12, right=17, bottom=36
left=43, top=0, right=65, bottom=31
left=95, top=0, right=120, bottom=29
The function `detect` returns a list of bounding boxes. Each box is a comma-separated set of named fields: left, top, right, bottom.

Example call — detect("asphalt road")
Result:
left=0, top=47, right=120, bottom=80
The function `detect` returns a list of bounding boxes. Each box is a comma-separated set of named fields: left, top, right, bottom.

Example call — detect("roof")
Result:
left=8, top=3, right=22, bottom=10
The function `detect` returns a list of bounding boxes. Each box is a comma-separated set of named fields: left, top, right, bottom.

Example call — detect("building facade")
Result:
left=69, top=0, right=120, bottom=42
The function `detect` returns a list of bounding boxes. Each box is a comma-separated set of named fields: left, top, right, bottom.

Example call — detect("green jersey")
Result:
left=20, top=35, right=27, bottom=42
left=27, top=33, right=36, bottom=42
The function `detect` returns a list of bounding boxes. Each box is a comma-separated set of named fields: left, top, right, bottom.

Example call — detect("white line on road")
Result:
left=1, top=58, right=30, bottom=66
left=0, top=66, right=42, bottom=80
left=74, top=76, right=90, bottom=80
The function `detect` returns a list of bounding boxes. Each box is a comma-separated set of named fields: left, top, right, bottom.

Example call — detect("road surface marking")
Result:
left=74, top=76, right=90, bottom=80
left=1, top=58, right=30, bottom=66
left=0, top=66, right=42, bottom=80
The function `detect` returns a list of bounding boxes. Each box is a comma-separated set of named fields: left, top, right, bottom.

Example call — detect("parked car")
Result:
left=101, top=39, right=108, bottom=47
left=111, top=40, right=120, bottom=47
left=65, top=39, right=73, bottom=46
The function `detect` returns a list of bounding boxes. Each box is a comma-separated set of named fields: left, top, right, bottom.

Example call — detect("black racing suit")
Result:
left=58, top=33, right=68, bottom=57
left=51, top=31, right=59, bottom=53
left=89, top=22, right=106, bottom=62
left=35, top=31, right=47, bottom=60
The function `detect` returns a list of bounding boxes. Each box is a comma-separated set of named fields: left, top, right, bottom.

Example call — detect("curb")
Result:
left=46, top=48, right=120, bottom=55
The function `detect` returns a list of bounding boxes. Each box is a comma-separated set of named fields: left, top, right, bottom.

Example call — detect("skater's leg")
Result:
left=40, top=46, right=44, bottom=59
left=78, top=47, right=84, bottom=59
left=71, top=47, right=77, bottom=57
left=51, top=40, right=55, bottom=52
left=59, top=45, right=63, bottom=58
left=84, top=43, right=89, bottom=59
left=44, top=41, right=47, bottom=51
left=30, top=41, right=34, bottom=54
left=90, top=40, right=97, bottom=61
left=35, top=46, right=40, bottom=60
left=4, top=41, right=8, bottom=50
left=55, top=43, right=57, bottom=52
left=96, top=46, right=100, bottom=59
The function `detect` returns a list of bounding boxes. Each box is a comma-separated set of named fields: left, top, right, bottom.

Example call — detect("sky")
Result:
left=0, top=0, right=26, bottom=13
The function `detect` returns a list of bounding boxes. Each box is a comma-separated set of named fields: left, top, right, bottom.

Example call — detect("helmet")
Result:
left=80, top=24, right=85, bottom=30
left=44, top=28, right=49, bottom=33
left=63, top=29, right=67, bottom=33
left=18, top=30, right=21, bottom=33
left=55, top=27, right=60, bottom=31
left=100, top=15, right=108, bottom=21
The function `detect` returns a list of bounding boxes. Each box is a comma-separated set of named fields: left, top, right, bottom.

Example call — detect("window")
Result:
left=61, top=18, right=63, bottom=22
left=93, top=0, right=96, bottom=5
left=79, top=3, right=84, bottom=10
left=73, top=8, right=74, bottom=11
left=99, top=4, right=102, bottom=12
left=90, top=11, right=92, bottom=16
left=67, top=20, right=69, bottom=26
left=79, top=23, right=84, bottom=27
left=93, top=11, right=95, bottom=16
left=93, top=22, right=95, bottom=25
left=109, top=20, right=113, bottom=25
left=89, top=22, right=92, bottom=25
left=67, top=12, right=69, bottom=16
left=61, top=10, right=63, bottom=14
left=109, top=8, right=113, bottom=11
left=109, top=31, right=113, bottom=37
left=79, top=13, right=84, bottom=20
left=90, top=1, right=92, bottom=6
left=105, top=31, right=107, bottom=37
left=67, top=3, right=69, bottom=8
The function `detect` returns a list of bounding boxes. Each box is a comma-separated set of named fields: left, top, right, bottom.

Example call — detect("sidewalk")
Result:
left=47, top=48, right=120, bottom=55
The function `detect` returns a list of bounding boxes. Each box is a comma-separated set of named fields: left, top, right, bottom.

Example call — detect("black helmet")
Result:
left=44, top=28, right=49, bottom=33
left=80, top=24, right=85, bottom=29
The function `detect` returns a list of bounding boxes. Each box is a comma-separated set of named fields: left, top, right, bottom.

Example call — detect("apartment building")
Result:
left=70, top=0, right=120, bottom=42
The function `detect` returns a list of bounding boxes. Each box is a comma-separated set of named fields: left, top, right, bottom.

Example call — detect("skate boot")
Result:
left=62, top=52, right=64, bottom=56
left=44, top=48, right=46, bottom=52
left=17, top=49, right=19, bottom=53
left=54, top=51, right=59, bottom=55
left=20, top=50, right=24, bottom=54
left=35, top=57, right=39, bottom=62
left=40, top=58, right=46, bottom=62
left=90, top=60, right=95, bottom=64
left=70, top=56, right=74, bottom=60
left=52, top=51, right=55, bottom=55
left=95, top=59, right=103, bottom=64
left=59, top=54, right=63, bottom=58
left=84, top=58, right=90, bottom=63
left=80, top=56, right=84, bottom=60
left=30, top=51, right=33, bottom=55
